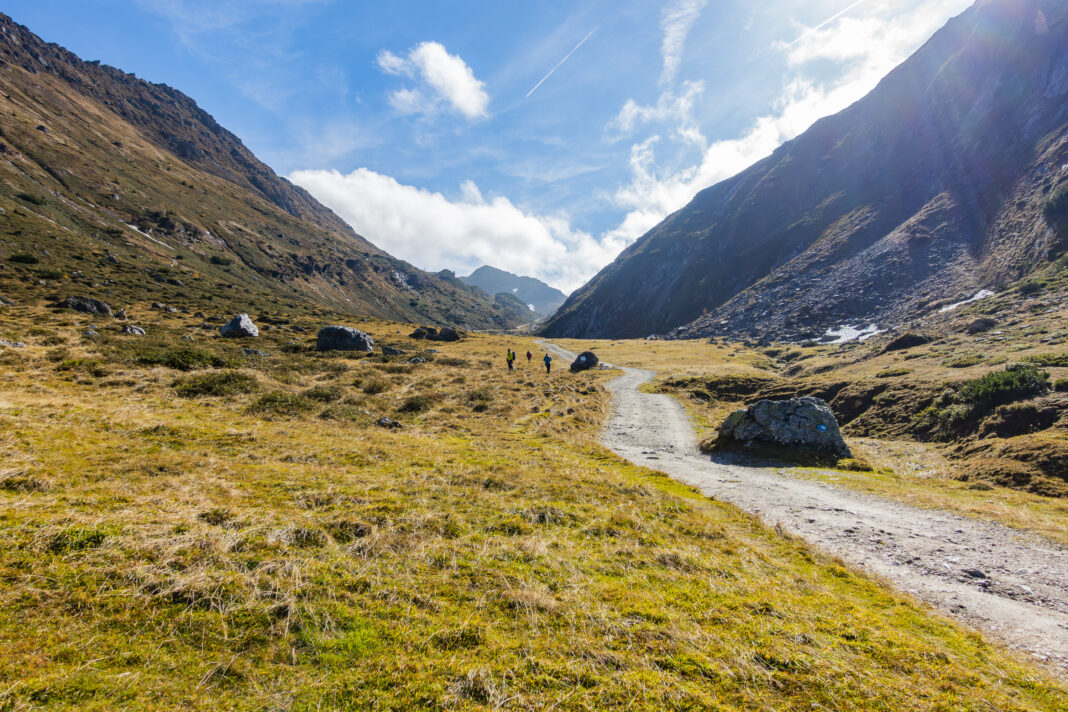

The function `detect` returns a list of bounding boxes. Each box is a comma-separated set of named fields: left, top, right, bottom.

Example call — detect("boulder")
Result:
left=406, top=356, right=427, bottom=365
left=317, top=325, right=373, bottom=352
left=120, top=325, right=146, bottom=336
left=409, top=326, right=438, bottom=340
left=569, top=351, right=599, bottom=372
left=151, top=302, right=179, bottom=314
left=219, top=313, right=259, bottom=338
left=432, top=326, right=463, bottom=342
left=61, top=296, right=112, bottom=317
left=382, top=345, right=406, bottom=356
left=965, top=318, right=997, bottom=334
left=716, top=396, right=851, bottom=458
left=882, top=332, right=932, bottom=353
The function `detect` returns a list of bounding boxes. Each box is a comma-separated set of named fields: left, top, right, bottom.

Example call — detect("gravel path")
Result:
left=541, top=342, right=1068, bottom=673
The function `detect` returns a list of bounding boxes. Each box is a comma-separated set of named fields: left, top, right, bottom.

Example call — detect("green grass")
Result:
left=173, top=370, right=259, bottom=397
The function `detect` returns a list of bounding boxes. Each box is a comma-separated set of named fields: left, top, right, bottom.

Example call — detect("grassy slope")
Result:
left=0, top=306, right=1064, bottom=710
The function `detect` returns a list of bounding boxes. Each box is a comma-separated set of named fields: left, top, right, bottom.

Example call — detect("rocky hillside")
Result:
left=459, top=265, right=567, bottom=318
left=542, top=0, right=1068, bottom=341
left=0, top=13, right=522, bottom=328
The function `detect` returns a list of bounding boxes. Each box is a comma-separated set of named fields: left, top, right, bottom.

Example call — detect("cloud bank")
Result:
left=376, top=42, right=489, bottom=119
left=290, top=168, right=628, bottom=293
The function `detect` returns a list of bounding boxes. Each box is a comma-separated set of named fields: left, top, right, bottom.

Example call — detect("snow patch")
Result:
left=938, top=290, right=994, bottom=313
left=125, top=224, right=174, bottom=251
left=527, top=304, right=536, bottom=312
left=822, top=323, right=885, bottom=344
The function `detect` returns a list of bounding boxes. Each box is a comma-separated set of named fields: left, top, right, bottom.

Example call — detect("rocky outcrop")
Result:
left=219, top=314, right=259, bottom=338
left=317, top=325, right=373, bottom=352
left=61, top=296, right=112, bottom=316
left=409, top=326, right=463, bottom=342
left=120, top=325, right=146, bottom=336
left=569, top=351, right=599, bottom=372
left=715, top=397, right=851, bottom=459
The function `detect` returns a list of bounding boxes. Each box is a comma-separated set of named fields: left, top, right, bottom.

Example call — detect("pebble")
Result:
left=963, top=569, right=987, bottom=579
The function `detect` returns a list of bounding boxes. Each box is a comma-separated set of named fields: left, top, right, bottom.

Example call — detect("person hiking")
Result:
left=526, top=350, right=532, bottom=363
left=506, top=349, right=516, bottom=371
left=543, top=352, right=552, bottom=374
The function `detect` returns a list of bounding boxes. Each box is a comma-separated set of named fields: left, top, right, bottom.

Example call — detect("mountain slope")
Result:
left=0, top=13, right=520, bottom=328
left=459, top=265, right=567, bottom=318
left=541, top=0, right=1068, bottom=341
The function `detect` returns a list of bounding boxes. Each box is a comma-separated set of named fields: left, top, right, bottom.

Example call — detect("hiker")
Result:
left=543, top=352, right=552, bottom=374
left=506, top=349, right=515, bottom=371
left=526, top=350, right=532, bottom=363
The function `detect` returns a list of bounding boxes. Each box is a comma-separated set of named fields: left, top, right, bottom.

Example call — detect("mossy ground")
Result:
left=0, top=307, right=1064, bottom=709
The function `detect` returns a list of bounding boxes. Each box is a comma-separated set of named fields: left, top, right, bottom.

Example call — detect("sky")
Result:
left=5, top=0, right=974, bottom=293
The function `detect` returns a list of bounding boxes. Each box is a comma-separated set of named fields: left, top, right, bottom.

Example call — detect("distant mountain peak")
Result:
left=459, top=266, right=567, bottom=319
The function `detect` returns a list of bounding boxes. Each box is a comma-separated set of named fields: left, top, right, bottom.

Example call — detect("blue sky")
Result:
left=5, top=0, right=972, bottom=291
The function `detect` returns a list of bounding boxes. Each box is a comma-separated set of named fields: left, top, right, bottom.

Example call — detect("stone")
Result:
left=569, top=351, right=599, bottom=372
left=716, top=396, right=851, bottom=458
left=432, top=326, right=463, bottom=342
left=964, top=317, right=997, bottom=334
left=243, top=348, right=270, bottom=357
left=382, top=345, right=406, bottom=356
left=114, top=308, right=127, bottom=320
left=219, top=313, right=259, bottom=338
left=377, top=416, right=401, bottom=429
left=882, top=332, right=932, bottom=353
left=963, top=569, right=987, bottom=579
left=61, top=296, right=112, bottom=317
left=0, top=295, right=17, bottom=306
left=0, top=339, right=26, bottom=348
left=152, top=302, right=178, bottom=314
left=120, top=325, right=146, bottom=336
left=406, top=356, right=427, bottom=364
left=409, top=326, right=437, bottom=340
left=83, top=330, right=101, bottom=339
left=316, top=325, right=373, bottom=352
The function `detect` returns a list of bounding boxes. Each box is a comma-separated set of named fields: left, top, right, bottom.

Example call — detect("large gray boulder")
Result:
left=219, top=313, right=259, bottom=338
left=716, top=396, right=851, bottom=458
left=61, top=296, right=112, bottom=317
left=317, top=325, right=373, bottom=352
left=569, top=351, right=599, bottom=372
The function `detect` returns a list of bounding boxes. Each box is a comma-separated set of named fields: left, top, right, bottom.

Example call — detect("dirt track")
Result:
left=542, top=342, right=1068, bottom=674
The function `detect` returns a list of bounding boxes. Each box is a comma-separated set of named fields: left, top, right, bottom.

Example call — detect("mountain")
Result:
left=541, top=0, right=1068, bottom=341
left=459, top=265, right=567, bottom=318
left=0, top=13, right=523, bottom=329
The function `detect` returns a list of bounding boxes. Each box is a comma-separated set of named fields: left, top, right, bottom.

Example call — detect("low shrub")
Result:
left=942, top=353, right=985, bottom=368
left=138, top=346, right=234, bottom=371
left=248, top=391, right=315, bottom=416
left=1023, top=353, right=1068, bottom=367
left=56, top=358, right=107, bottom=377
left=303, top=385, right=343, bottom=403
left=361, top=378, right=389, bottom=395
left=957, top=365, right=1050, bottom=412
left=397, top=394, right=439, bottom=414
left=1055, top=379, right=1068, bottom=393
left=875, top=368, right=912, bottom=378
left=836, top=458, right=874, bottom=472
left=15, top=192, right=46, bottom=206
left=7, top=253, right=39, bottom=264
left=209, top=255, right=233, bottom=266
left=48, top=526, right=109, bottom=553
left=173, top=371, right=259, bottom=397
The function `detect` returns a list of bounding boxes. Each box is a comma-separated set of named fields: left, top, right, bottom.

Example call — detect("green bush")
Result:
left=1017, top=280, right=1045, bottom=296
left=302, top=385, right=343, bottom=403
left=942, top=353, right=985, bottom=368
left=56, top=358, right=107, bottom=377
left=1023, top=353, right=1068, bottom=367
left=209, top=255, right=233, bottom=266
left=7, top=253, right=39, bottom=265
left=397, top=394, right=437, bottom=414
left=957, top=365, right=1050, bottom=412
left=361, top=378, right=389, bottom=395
left=173, top=371, right=259, bottom=397
left=875, top=368, right=912, bottom=378
left=49, top=526, right=108, bottom=553
left=138, top=346, right=234, bottom=371
left=1045, top=182, right=1068, bottom=218
left=1054, top=379, right=1068, bottom=393
left=248, top=391, right=314, bottom=416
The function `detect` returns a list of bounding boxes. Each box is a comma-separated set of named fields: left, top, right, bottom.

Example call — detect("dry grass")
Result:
left=0, top=307, right=1064, bottom=709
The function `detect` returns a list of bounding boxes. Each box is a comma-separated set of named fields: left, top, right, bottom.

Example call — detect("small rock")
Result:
left=317, top=325, right=373, bottom=352
left=243, top=348, right=270, bottom=357
left=83, top=330, right=101, bottom=339
left=114, top=308, right=127, bottom=320
left=406, top=356, right=427, bottom=364
left=409, top=326, right=437, bottom=340
left=377, top=417, right=401, bottom=429
left=151, top=302, right=178, bottom=314
left=61, top=296, right=113, bottom=317
left=120, top=325, right=146, bottom=336
left=219, top=313, right=259, bottom=338
left=0, top=339, right=26, bottom=348
left=570, top=351, right=599, bottom=373
left=382, top=345, right=406, bottom=356
left=962, top=569, right=987, bottom=579
left=0, top=295, right=16, bottom=306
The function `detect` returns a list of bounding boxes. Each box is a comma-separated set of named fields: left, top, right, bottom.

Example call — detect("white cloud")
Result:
left=660, top=0, right=709, bottom=86
left=290, top=169, right=627, bottom=293
left=375, top=41, right=489, bottom=119
left=602, top=0, right=973, bottom=246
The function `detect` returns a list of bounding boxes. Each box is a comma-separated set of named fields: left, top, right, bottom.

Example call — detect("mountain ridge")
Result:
left=459, top=265, right=567, bottom=318
left=541, top=0, right=1068, bottom=341
left=0, top=12, right=525, bottom=329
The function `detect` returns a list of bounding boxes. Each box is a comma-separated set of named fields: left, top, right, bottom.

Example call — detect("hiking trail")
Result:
left=539, top=341, right=1068, bottom=674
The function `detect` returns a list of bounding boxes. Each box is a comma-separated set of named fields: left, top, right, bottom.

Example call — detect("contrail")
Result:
left=786, top=0, right=867, bottom=47
left=526, top=27, right=597, bottom=98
